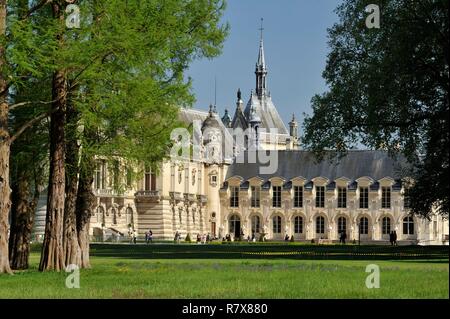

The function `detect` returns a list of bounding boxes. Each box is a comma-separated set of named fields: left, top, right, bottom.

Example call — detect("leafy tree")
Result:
left=302, top=0, right=449, bottom=218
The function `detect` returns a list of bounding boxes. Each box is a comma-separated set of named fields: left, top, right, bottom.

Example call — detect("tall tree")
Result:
left=0, top=0, right=11, bottom=274
left=302, top=0, right=449, bottom=218
left=0, top=0, right=59, bottom=274
left=8, top=78, right=49, bottom=270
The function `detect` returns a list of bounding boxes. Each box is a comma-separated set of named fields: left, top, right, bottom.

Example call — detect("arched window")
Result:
left=97, top=206, right=105, bottom=224
left=382, top=217, right=391, bottom=235
left=316, top=216, right=325, bottom=234
left=337, top=217, right=347, bottom=234
left=273, top=216, right=282, bottom=234
left=251, top=215, right=260, bottom=234
left=403, top=217, right=414, bottom=235
left=126, top=207, right=133, bottom=226
left=359, top=217, right=369, bottom=235
left=294, top=216, right=303, bottom=234
left=112, top=208, right=117, bottom=225
left=229, top=215, right=241, bottom=237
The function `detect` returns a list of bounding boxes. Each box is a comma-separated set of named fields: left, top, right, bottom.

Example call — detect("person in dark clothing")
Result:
left=393, top=230, right=398, bottom=246
left=389, top=231, right=394, bottom=245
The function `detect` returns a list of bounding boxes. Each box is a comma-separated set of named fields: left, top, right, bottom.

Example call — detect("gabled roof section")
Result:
left=231, top=106, right=248, bottom=131
left=244, top=94, right=288, bottom=134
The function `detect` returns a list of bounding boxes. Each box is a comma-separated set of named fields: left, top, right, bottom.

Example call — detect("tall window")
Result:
left=403, top=188, right=411, bottom=209
left=94, top=160, right=106, bottom=189
left=337, top=187, right=347, bottom=208
left=316, top=216, right=325, bottom=234
left=294, top=186, right=303, bottom=208
left=382, top=187, right=391, bottom=209
left=403, top=217, right=414, bottom=235
left=359, top=187, right=369, bottom=209
left=294, top=216, right=303, bottom=234
left=251, top=186, right=260, bottom=208
left=272, top=186, right=282, bottom=208
left=337, top=217, right=347, bottom=234
left=144, top=167, right=156, bottom=191
left=359, top=217, right=369, bottom=235
left=230, top=186, right=239, bottom=207
left=126, top=207, right=134, bottom=226
left=112, top=208, right=117, bottom=225
left=97, top=206, right=105, bottom=224
left=382, top=217, right=391, bottom=235
left=273, top=216, right=282, bottom=234
left=251, top=215, right=260, bottom=234
left=315, top=186, right=325, bottom=208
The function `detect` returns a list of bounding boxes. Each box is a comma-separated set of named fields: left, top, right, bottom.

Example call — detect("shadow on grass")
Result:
left=82, top=243, right=450, bottom=261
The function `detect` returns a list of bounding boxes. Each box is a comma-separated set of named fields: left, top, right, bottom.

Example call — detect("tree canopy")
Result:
left=302, top=0, right=449, bottom=218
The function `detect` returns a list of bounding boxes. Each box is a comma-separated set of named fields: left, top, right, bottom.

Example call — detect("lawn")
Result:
left=0, top=244, right=448, bottom=299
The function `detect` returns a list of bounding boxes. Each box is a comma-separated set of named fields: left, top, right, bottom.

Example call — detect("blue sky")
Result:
left=187, top=0, right=342, bottom=128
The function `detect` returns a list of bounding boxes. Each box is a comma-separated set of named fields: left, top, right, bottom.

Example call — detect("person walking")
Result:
left=133, top=230, right=138, bottom=244
left=148, top=229, right=153, bottom=244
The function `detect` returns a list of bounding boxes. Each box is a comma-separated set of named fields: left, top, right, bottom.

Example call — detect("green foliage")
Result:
left=302, top=0, right=449, bottom=218
left=6, top=0, right=229, bottom=193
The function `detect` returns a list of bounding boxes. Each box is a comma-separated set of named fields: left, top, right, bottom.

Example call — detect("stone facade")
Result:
left=32, top=30, right=449, bottom=245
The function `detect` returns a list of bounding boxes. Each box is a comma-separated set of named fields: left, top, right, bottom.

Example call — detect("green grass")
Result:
left=0, top=244, right=448, bottom=299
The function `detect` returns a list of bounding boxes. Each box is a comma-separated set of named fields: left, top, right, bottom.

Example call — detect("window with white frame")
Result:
left=251, top=186, right=260, bottom=208
left=273, top=216, right=282, bottom=234
left=359, top=217, right=369, bottom=234
left=272, top=186, right=282, bottom=208
left=316, top=216, right=325, bottom=234
left=382, top=187, right=391, bottom=209
left=315, top=186, right=325, bottom=208
left=403, top=216, right=414, bottom=235
left=337, top=187, right=347, bottom=208
left=359, top=187, right=369, bottom=209
left=294, top=216, right=303, bottom=234
left=230, top=186, right=239, bottom=207
left=337, top=216, right=347, bottom=234
left=294, top=186, right=303, bottom=208
left=251, top=215, right=260, bottom=234
left=382, top=216, right=391, bottom=235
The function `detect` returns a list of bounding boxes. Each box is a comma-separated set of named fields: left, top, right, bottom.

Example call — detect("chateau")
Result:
left=33, top=31, right=449, bottom=245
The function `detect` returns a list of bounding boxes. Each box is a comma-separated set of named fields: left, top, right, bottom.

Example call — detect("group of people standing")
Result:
left=196, top=233, right=211, bottom=244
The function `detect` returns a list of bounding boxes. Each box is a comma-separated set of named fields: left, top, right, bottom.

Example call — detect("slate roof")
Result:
left=225, top=150, right=410, bottom=184
left=243, top=94, right=289, bottom=135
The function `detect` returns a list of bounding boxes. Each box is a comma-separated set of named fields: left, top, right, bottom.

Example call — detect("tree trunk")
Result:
left=39, top=67, right=67, bottom=272
left=76, top=156, right=95, bottom=269
left=63, top=108, right=81, bottom=266
left=0, top=0, right=13, bottom=275
left=39, top=2, right=68, bottom=272
left=8, top=172, right=38, bottom=270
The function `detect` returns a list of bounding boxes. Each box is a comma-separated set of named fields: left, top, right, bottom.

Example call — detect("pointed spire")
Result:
left=255, top=18, right=268, bottom=99
left=257, top=18, right=266, bottom=69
